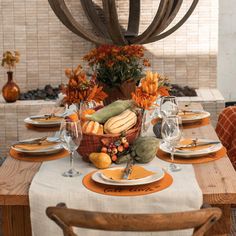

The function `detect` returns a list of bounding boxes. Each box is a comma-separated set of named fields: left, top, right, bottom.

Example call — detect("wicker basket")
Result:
left=78, top=112, right=142, bottom=162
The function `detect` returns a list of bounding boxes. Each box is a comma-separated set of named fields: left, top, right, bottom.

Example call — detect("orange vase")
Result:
left=2, top=71, right=20, bottom=103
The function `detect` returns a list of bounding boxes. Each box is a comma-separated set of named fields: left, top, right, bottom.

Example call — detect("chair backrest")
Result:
left=46, top=203, right=221, bottom=236
left=216, top=106, right=236, bottom=169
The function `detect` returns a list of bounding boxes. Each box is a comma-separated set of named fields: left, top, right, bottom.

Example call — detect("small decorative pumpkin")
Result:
left=82, top=121, right=103, bottom=135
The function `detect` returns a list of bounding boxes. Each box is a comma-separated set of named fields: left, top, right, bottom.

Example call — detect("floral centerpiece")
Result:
left=1, top=51, right=20, bottom=103
left=83, top=44, right=150, bottom=104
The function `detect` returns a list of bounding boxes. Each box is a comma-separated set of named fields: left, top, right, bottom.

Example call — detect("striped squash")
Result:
left=104, top=109, right=137, bottom=134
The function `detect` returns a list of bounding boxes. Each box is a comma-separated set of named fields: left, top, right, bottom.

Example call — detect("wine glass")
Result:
left=160, top=96, right=179, bottom=117
left=161, top=115, right=182, bottom=172
left=79, top=100, right=96, bottom=121
left=59, top=120, right=83, bottom=177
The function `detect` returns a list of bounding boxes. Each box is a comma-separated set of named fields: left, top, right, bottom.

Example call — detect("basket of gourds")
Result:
left=78, top=100, right=142, bottom=162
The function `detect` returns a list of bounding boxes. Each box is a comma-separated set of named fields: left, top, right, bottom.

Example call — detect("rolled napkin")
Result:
left=13, top=140, right=59, bottom=151
left=101, top=166, right=156, bottom=181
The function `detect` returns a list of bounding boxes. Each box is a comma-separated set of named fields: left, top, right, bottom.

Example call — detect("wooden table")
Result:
left=0, top=104, right=236, bottom=236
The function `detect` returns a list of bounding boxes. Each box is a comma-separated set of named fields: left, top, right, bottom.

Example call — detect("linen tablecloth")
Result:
left=29, top=156, right=202, bottom=236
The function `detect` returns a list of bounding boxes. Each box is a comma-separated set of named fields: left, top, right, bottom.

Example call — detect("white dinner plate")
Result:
left=92, top=166, right=165, bottom=186
left=11, top=138, right=63, bottom=156
left=179, top=110, right=210, bottom=124
left=159, top=139, right=222, bottom=158
left=24, top=116, right=63, bottom=127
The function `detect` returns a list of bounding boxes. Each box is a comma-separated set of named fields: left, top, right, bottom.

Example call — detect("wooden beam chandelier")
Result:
left=48, top=0, right=199, bottom=45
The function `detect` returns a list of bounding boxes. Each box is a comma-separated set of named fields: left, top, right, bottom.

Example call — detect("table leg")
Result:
left=2, top=205, right=32, bottom=236
left=205, top=204, right=231, bottom=236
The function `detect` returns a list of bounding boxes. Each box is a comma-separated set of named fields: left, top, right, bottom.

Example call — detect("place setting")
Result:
left=9, top=136, right=69, bottom=162
left=156, top=113, right=226, bottom=166
left=178, top=109, right=211, bottom=128
left=83, top=158, right=173, bottom=197
left=24, top=113, right=65, bottom=132
left=152, top=96, right=211, bottom=130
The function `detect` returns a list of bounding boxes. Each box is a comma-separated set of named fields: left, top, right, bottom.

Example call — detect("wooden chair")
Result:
left=46, top=203, right=222, bottom=236
left=216, top=106, right=236, bottom=170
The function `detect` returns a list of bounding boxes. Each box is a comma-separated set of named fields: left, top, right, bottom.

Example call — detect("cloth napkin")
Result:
left=29, top=156, right=202, bottom=236
left=101, top=166, right=155, bottom=180
left=32, top=116, right=63, bottom=123
left=176, top=139, right=213, bottom=152
left=14, top=141, right=58, bottom=151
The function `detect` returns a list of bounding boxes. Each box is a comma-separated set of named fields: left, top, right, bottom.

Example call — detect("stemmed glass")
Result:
left=59, top=120, right=83, bottom=177
left=160, top=96, right=179, bottom=118
left=79, top=100, right=96, bottom=120
left=161, top=115, right=182, bottom=172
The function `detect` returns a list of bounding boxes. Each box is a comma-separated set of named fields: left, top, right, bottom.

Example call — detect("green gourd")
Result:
left=132, top=137, right=160, bottom=163
left=86, top=100, right=134, bottom=123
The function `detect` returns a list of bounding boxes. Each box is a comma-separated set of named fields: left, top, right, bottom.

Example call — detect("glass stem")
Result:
left=70, top=151, right=74, bottom=170
left=170, top=146, right=175, bottom=162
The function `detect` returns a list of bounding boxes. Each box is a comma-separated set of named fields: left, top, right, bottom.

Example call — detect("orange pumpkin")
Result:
left=82, top=121, right=104, bottom=135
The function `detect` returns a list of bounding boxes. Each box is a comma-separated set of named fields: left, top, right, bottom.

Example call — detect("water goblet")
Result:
left=161, top=115, right=182, bottom=172
left=160, top=96, right=179, bottom=117
left=59, top=120, right=83, bottom=177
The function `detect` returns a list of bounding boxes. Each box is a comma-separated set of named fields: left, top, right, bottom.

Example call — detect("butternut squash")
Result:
left=104, top=109, right=137, bottom=134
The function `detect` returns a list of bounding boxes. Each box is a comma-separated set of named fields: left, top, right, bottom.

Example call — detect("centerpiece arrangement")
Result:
left=84, top=44, right=150, bottom=104
left=62, top=55, right=169, bottom=167
left=1, top=50, right=20, bottom=103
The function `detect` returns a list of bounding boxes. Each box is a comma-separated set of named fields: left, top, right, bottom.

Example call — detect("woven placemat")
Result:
left=157, top=147, right=227, bottom=164
left=10, top=148, right=69, bottom=162
left=82, top=171, right=173, bottom=196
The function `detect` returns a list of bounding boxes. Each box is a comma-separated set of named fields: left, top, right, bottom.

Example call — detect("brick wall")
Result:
left=0, top=0, right=218, bottom=92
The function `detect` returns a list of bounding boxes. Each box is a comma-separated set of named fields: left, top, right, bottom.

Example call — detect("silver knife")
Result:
left=122, top=159, right=134, bottom=179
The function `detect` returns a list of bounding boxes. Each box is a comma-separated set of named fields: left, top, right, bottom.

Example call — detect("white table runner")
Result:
left=29, top=155, right=202, bottom=236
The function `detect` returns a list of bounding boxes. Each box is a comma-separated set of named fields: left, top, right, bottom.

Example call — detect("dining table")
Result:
left=0, top=103, right=236, bottom=236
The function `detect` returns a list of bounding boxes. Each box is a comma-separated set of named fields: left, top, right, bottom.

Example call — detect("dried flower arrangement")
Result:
left=132, top=71, right=169, bottom=110
left=62, top=64, right=108, bottom=105
left=1, top=51, right=20, bottom=71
